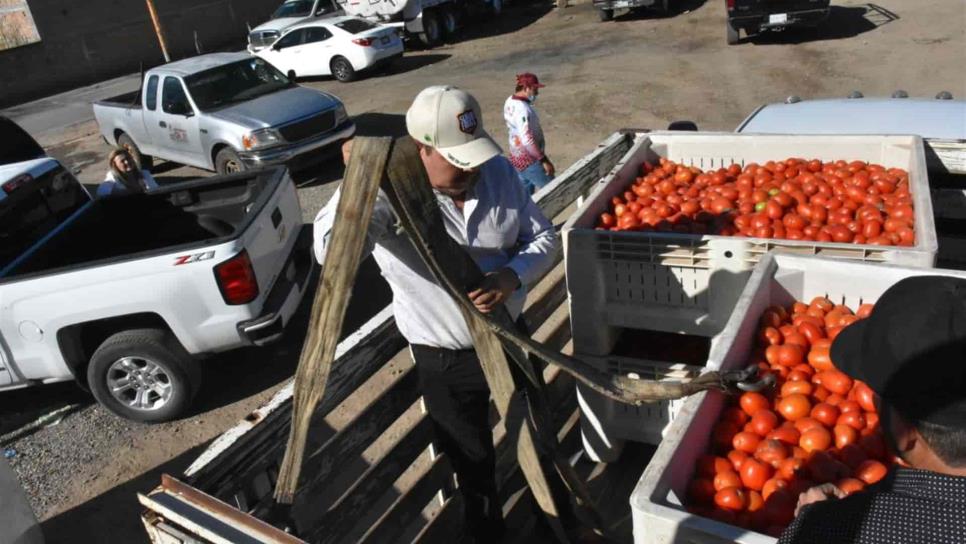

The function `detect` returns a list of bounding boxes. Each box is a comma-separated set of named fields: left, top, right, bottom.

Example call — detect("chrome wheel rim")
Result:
left=106, top=356, right=173, bottom=411
left=334, top=62, right=349, bottom=80
left=225, top=158, right=242, bottom=173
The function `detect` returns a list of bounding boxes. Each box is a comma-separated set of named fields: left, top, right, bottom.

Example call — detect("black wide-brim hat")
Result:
left=831, top=275, right=966, bottom=428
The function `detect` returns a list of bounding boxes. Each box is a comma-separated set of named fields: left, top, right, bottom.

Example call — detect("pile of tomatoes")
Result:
left=685, top=297, right=893, bottom=537
left=596, top=157, right=916, bottom=247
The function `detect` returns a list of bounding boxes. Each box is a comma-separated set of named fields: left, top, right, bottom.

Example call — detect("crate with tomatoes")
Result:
left=630, top=253, right=966, bottom=544
left=563, top=132, right=937, bottom=358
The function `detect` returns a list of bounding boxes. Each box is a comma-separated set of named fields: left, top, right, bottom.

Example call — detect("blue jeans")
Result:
left=517, top=161, right=552, bottom=195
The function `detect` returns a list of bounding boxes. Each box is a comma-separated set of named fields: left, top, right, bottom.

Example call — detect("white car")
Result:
left=247, top=0, right=344, bottom=53
left=256, top=17, right=403, bottom=82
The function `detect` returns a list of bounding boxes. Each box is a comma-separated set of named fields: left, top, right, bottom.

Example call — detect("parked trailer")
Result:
left=138, top=132, right=652, bottom=543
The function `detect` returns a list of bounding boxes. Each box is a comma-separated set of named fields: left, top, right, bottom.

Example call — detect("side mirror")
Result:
left=272, top=43, right=282, bottom=51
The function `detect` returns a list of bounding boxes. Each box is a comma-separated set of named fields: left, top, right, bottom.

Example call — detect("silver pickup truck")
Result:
left=93, top=52, right=355, bottom=175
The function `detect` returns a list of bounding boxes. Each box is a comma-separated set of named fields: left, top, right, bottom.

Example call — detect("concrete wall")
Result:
left=0, top=0, right=278, bottom=107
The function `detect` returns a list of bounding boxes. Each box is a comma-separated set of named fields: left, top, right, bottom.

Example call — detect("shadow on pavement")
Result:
left=455, top=1, right=554, bottom=43
left=746, top=4, right=899, bottom=45
left=295, top=54, right=452, bottom=84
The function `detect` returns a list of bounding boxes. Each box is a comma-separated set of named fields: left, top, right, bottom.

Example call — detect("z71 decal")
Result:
left=174, top=251, right=216, bottom=266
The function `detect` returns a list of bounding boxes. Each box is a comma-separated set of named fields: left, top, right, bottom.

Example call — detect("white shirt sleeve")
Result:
left=312, top=185, right=396, bottom=266
left=499, top=161, right=558, bottom=287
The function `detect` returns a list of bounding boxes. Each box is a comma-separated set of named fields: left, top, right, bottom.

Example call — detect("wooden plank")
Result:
left=307, top=417, right=435, bottom=544
left=411, top=495, right=466, bottom=544
left=358, top=454, right=454, bottom=544
left=520, top=264, right=567, bottom=334
left=276, top=137, right=394, bottom=504
left=290, top=368, right=420, bottom=526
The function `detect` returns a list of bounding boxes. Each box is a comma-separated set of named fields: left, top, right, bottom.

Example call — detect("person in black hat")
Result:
left=778, top=275, right=966, bottom=544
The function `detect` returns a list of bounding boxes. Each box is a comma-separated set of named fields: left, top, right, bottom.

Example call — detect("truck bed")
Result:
left=5, top=167, right=286, bottom=279
left=94, top=89, right=142, bottom=109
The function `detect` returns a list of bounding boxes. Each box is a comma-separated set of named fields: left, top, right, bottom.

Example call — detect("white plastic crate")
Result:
left=629, top=253, right=966, bottom=544
left=576, top=355, right=700, bottom=462
left=563, top=132, right=938, bottom=357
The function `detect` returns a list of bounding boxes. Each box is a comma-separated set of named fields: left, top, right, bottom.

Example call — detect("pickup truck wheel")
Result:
left=87, top=329, right=201, bottom=423
left=726, top=20, right=740, bottom=45
left=331, top=56, right=357, bottom=82
left=215, top=147, right=246, bottom=175
left=418, top=10, right=442, bottom=47
left=598, top=8, right=614, bottom=21
left=441, top=6, right=459, bottom=39
left=118, top=133, right=153, bottom=171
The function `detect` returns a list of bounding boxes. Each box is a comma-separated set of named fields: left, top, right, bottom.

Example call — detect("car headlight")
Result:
left=334, top=105, right=349, bottom=126
left=242, top=128, right=282, bottom=150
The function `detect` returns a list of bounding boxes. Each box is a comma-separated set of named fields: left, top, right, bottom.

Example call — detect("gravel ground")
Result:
left=1, top=0, right=963, bottom=541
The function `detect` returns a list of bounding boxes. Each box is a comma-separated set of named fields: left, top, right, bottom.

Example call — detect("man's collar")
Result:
left=888, top=466, right=966, bottom=503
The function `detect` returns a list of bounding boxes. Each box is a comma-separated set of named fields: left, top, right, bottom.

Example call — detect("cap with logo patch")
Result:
left=406, top=85, right=502, bottom=170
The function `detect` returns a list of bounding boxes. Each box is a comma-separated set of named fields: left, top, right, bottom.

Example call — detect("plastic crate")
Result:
left=629, top=253, right=966, bottom=544
left=563, top=132, right=938, bottom=357
left=577, top=355, right=700, bottom=461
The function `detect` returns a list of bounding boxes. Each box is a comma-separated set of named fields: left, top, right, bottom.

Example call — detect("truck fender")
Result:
left=56, top=313, right=183, bottom=390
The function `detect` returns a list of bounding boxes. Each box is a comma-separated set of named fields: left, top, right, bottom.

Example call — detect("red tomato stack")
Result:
left=596, top=157, right=915, bottom=247
left=685, top=298, right=894, bottom=537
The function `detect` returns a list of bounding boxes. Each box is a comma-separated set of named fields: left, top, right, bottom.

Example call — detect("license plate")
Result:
left=769, top=13, right=788, bottom=24
left=381, top=36, right=390, bottom=45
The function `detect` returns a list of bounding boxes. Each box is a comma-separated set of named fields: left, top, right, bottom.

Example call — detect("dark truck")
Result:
left=725, top=0, right=830, bottom=44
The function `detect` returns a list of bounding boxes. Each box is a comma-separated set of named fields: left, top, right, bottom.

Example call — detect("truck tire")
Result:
left=441, top=5, right=460, bottom=39
left=598, top=8, right=614, bottom=21
left=726, top=20, right=740, bottom=45
left=418, top=9, right=442, bottom=47
left=215, top=147, right=246, bottom=175
left=117, top=133, right=153, bottom=171
left=87, top=329, right=201, bottom=423
left=330, top=56, right=357, bottom=82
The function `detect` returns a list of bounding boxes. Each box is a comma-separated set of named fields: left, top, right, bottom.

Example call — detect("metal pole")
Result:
left=144, top=0, right=171, bottom=62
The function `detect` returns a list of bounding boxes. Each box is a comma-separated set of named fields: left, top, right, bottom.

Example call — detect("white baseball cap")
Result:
left=406, top=85, right=502, bottom=169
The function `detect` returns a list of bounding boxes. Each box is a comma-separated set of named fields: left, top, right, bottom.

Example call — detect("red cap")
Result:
left=516, top=73, right=545, bottom=89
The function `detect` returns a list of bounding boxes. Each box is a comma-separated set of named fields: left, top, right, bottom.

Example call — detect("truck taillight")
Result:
left=726, top=0, right=735, bottom=10
left=352, top=38, right=374, bottom=46
left=214, top=250, right=259, bottom=305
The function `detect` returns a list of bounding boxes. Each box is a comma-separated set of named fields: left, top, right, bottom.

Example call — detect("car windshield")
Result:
left=184, top=58, right=293, bottom=111
left=335, top=19, right=376, bottom=34
left=272, top=0, right=313, bottom=18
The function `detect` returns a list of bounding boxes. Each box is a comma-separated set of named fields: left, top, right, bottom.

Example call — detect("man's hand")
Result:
left=341, top=139, right=354, bottom=166
left=541, top=158, right=555, bottom=177
left=468, top=268, right=520, bottom=314
left=794, top=483, right=847, bottom=517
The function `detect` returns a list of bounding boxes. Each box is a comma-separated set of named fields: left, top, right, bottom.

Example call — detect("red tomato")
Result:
left=781, top=380, right=814, bottom=397
left=697, top=454, right=734, bottom=478
left=727, top=449, right=750, bottom=472
left=749, top=409, right=780, bottom=436
left=820, top=371, right=854, bottom=395
left=837, top=477, right=867, bottom=496
left=766, top=425, right=801, bottom=447
left=714, top=470, right=743, bottom=491
left=740, top=392, right=771, bottom=417
left=837, top=411, right=867, bottom=431
left=852, top=381, right=877, bottom=412
left=800, top=427, right=833, bottom=453
left=715, top=487, right=748, bottom=512
left=777, top=394, right=812, bottom=421
left=834, top=423, right=859, bottom=448
left=733, top=431, right=763, bottom=454
left=740, top=458, right=774, bottom=491
left=777, top=457, right=804, bottom=481
left=855, top=459, right=888, bottom=485
left=810, top=403, right=841, bottom=427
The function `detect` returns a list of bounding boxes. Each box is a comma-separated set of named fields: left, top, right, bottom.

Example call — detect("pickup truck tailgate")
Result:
left=244, top=172, right=303, bottom=305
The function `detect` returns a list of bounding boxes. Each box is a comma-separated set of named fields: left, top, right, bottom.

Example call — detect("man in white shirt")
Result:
left=313, top=86, right=558, bottom=541
left=504, top=73, right=555, bottom=195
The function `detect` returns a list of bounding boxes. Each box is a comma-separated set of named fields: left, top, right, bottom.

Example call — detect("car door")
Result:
left=300, top=26, right=336, bottom=76
left=140, top=74, right=165, bottom=157
left=154, top=76, right=204, bottom=166
left=261, top=28, right=307, bottom=77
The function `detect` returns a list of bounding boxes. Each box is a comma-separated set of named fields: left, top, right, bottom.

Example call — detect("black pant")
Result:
left=411, top=343, right=579, bottom=543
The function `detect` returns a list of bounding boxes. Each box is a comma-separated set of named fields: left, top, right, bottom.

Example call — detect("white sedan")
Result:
left=256, top=16, right=403, bottom=82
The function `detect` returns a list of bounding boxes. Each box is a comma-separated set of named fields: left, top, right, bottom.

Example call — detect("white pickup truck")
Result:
left=0, top=157, right=313, bottom=422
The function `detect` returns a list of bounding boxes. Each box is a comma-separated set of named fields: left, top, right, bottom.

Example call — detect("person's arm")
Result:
left=141, top=171, right=159, bottom=191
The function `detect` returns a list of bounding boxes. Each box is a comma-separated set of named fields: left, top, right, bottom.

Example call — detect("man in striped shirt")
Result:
left=504, top=73, right=555, bottom=194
